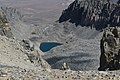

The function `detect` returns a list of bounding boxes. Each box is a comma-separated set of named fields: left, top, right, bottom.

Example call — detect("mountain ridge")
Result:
left=59, top=0, right=120, bottom=30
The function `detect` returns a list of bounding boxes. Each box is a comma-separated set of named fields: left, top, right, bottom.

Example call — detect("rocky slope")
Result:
left=33, top=22, right=100, bottom=71
left=0, top=0, right=120, bottom=79
left=0, top=7, right=35, bottom=40
left=0, top=35, right=53, bottom=79
left=0, top=35, right=120, bottom=80
left=0, top=33, right=52, bottom=68
left=0, top=0, right=73, bottom=25
left=34, top=0, right=120, bottom=71
left=59, top=0, right=120, bottom=30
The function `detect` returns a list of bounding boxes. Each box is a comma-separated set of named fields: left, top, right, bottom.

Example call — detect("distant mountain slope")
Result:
left=0, top=6, right=34, bottom=40
left=59, top=0, right=120, bottom=30
left=0, top=0, right=74, bottom=24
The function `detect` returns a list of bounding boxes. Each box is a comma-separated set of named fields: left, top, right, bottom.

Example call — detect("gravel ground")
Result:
left=0, top=67, right=120, bottom=80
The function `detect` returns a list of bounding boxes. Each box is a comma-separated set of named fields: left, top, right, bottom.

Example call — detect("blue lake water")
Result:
left=40, top=42, right=62, bottom=52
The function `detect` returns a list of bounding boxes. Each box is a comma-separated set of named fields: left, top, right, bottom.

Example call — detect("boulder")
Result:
left=98, top=27, right=120, bottom=71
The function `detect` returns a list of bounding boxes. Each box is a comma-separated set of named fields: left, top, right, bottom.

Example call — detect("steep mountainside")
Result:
left=0, top=9, right=13, bottom=38
left=0, top=35, right=53, bottom=79
left=59, top=0, right=120, bottom=30
left=0, top=7, right=35, bottom=40
left=99, top=27, right=120, bottom=71
left=0, top=0, right=74, bottom=24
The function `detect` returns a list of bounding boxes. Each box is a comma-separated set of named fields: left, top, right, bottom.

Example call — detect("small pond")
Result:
left=40, top=42, right=62, bottom=52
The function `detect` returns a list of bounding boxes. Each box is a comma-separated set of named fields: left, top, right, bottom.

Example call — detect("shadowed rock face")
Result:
left=99, top=27, right=120, bottom=71
left=118, top=0, right=120, bottom=4
left=59, top=0, right=120, bottom=30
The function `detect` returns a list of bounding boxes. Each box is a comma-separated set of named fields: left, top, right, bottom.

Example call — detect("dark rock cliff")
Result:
left=59, top=0, right=120, bottom=30
left=99, top=27, right=120, bottom=71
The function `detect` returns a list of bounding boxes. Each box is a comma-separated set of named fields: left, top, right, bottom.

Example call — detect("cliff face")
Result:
left=59, top=0, right=120, bottom=30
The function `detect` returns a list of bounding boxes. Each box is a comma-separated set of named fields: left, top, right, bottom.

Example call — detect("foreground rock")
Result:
left=1, top=31, right=120, bottom=80
left=0, top=35, right=33, bottom=69
left=99, top=27, right=120, bottom=71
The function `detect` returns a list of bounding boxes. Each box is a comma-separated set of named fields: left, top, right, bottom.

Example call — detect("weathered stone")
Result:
left=21, top=39, right=34, bottom=51
left=98, top=27, right=120, bottom=71
left=62, top=63, right=70, bottom=70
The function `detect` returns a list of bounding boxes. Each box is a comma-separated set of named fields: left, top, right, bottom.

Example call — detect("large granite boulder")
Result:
left=98, top=27, right=120, bottom=71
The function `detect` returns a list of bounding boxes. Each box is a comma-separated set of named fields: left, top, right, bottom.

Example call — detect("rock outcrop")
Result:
left=0, top=6, right=34, bottom=40
left=59, top=0, right=120, bottom=30
left=61, top=62, right=70, bottom=70
left=0, top=10, right=13, bottom=38
left=99, top=27, right=120, bottom=71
